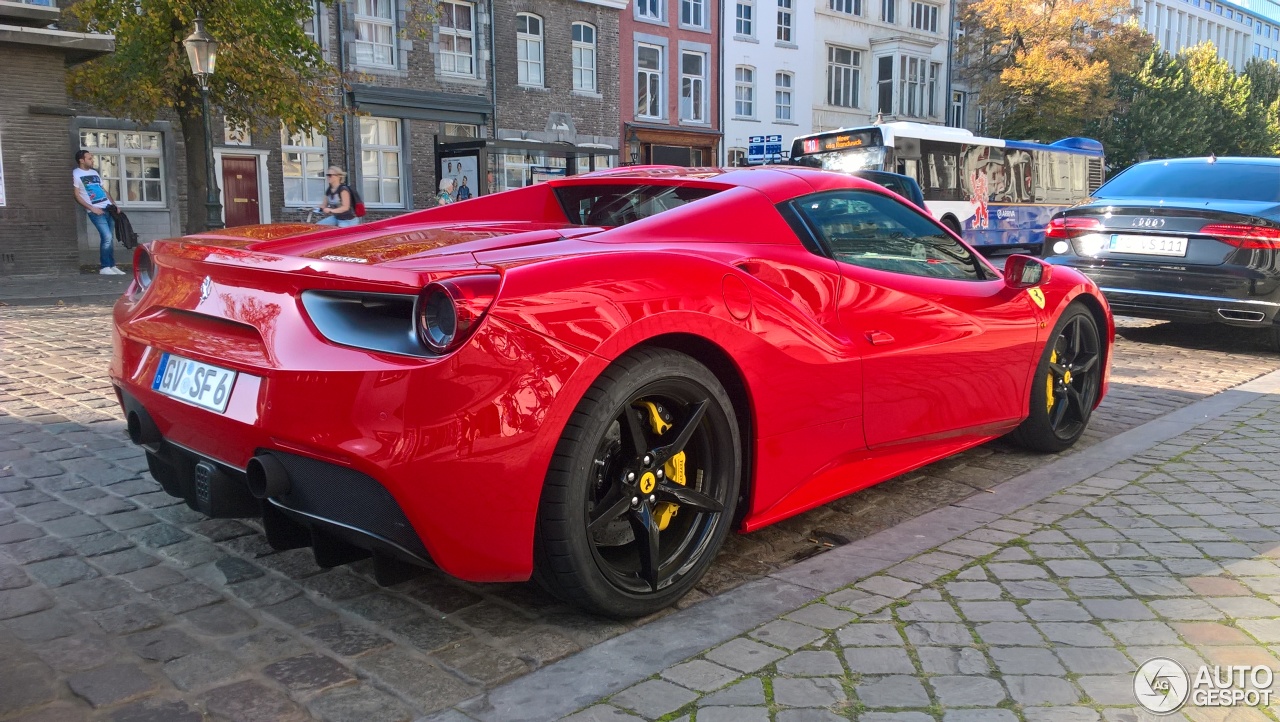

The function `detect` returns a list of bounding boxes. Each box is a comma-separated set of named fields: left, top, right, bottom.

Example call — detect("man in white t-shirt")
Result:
left=74, top=150, right=124, bottom=275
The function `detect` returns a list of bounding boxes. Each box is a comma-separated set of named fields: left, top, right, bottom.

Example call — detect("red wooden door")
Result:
left=221, top=157, right=260, bottom=227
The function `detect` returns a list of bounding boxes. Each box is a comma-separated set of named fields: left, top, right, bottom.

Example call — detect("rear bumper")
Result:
left=111, top=296, right=598, bottom=583
left=1046, top=260, right=1280, bottom=327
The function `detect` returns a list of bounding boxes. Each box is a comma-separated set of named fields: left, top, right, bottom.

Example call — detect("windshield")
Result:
left=554, top=184, right=720, bottom=226
left=792, top=147, right=888, bottom=174
left=1095, top=161, right=1280, bottom=203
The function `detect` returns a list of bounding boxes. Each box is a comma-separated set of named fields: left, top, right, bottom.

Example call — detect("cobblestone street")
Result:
left=3, top=302, right=1280, bottom=721
left=567, top=391, right=1280, bottom=722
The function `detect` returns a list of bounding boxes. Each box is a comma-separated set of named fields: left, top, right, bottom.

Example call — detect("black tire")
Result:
left=1009, top=303, right=1103, bottom=453
left=533, top=348, right=742, bottom=618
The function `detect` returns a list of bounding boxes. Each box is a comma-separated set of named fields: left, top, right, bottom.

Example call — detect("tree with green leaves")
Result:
left=1088, top=46, right=1280, bottom=172
left=64, top=1, right=341, bottom=233
left=957, top=0, right=1148, bottom=141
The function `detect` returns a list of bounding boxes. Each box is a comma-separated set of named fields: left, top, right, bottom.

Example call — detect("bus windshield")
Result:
left=793, top=147, right=887, bottom=174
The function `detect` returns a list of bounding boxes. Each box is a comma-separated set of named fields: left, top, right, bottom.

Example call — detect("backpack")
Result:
left=343, top=184, right=366, bottom=218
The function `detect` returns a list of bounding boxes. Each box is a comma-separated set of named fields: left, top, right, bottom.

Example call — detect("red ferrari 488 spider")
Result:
left=111, top=166, right=1112, bottom=617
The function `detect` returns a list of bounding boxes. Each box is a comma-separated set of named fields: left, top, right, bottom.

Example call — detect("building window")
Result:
left=681, top=0, right=705, bottom=27
left=882, top=0, right=896, bottom=23
left=516, top=13, right=544, bottom=87
left=728, top=148, right=747, bottom=167
left=876, top=56, right=893, bottom=114
left=928, top=62, right=940, bottom=116
left=637, top=43, right=663, bottom=119
left=572, top=23, right=597, bottom=92
left=680, top=51, right=707, bottom=122
left=79, top=130, right=165, bottom=206
left=359, top=117, right=402, bottom=207
left=900, top=55, right=926, bottom=117
left=736, top=1, right=754, bottom=35
left=777, top=0, right=793, bottom=41
left=950, top=90, right=965, bottom=127
left=827, top=45, right=860, bottom=108
left=910, top=1, right=938, bottom=32
left=637, top=0, right=662, bottom=20
left=302, top=0, right=324, bottom=47
left=281, top=127, right=327, bottom=207
left=353, top=0, right=395, bottom=67
left=735, top=65, right=755, bottom=117
left=830, top=0, right=861, bottom=15
left=443, top=122, right=479, bottom=137
left=775, top=72, right=793, bottom=121
left=224, top=120, right=251, bottom=146
left=438, top=1, right=476, bottom=76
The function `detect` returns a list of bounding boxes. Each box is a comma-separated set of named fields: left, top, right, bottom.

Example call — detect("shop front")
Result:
left=624, top=123, right=722, bottom=168
left=436, top=136, right=620, bottom=197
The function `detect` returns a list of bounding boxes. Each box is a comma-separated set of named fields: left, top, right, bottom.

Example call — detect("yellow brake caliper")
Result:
left=639, top=401, right=687, bottom=531
left=1046, top=349, right=1057, bottom=412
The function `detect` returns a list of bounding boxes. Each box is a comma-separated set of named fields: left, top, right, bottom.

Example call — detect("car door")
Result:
left=789, top=189, right=1042, bottom=448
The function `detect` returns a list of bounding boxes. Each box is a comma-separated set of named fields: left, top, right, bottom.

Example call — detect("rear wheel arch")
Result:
left=941, top=214, right=963, bottom=236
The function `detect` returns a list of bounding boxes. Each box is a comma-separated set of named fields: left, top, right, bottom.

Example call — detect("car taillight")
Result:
left=1199, top=223, right=1280, bottom=249
left=1045, top=216, right=1104, bottom=239
left=133, top=246, right=154, bottom=290
left=415, top=274, right=501, bottom=354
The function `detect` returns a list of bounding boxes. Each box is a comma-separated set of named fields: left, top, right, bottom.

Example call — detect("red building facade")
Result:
left=619, top=0, right=722, bottom=166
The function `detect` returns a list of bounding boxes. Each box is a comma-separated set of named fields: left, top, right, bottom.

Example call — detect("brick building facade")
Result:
left=620, top=0, right=723, bottom=167
left=2, top=0, right=622, bottom=276
left=0, top=0, right=112, bottom=276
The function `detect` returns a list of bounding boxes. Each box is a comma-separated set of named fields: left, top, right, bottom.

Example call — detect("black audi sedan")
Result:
left=1042, top=156, right=1280, bottom=345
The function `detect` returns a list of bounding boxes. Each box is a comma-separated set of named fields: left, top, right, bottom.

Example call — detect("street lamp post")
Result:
left=626, top=127, right=640, bottom=166
left=183, top=16, right=223, bottom=230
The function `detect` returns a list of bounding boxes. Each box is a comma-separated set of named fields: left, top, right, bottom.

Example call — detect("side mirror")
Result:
left=1004, top=254, right=1052, bottom=289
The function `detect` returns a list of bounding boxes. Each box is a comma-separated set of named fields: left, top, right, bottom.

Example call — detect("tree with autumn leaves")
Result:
left=63, top=0, right=341, bottom=234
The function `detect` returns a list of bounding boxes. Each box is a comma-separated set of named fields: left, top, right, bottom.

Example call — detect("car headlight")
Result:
left=134, top=246, right=155, bottom=290
left=415, top=274, right=500, bottom=354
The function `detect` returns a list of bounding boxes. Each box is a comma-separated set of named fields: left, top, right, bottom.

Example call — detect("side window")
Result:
left=792, top=190, right=985, bottom=280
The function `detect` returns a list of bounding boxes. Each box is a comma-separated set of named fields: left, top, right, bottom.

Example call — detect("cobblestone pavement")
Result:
left=567, top=392, right=1280, bottom=722
left=1, top=303, right=1279, bottom=721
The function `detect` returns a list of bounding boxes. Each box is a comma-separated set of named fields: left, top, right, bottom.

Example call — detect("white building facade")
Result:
left=721, top=0, right=953, bottom=165
left=721, top=0, right=817, bottom=164
left=1133, top=0, right=1280, bottom=68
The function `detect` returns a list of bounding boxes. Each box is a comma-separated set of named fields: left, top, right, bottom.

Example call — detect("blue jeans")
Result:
left=88, top=210, right=115, bottom=268
left=317, top=216, right=359, bottom=228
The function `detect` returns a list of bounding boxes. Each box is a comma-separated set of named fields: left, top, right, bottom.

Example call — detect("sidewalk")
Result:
left=432, top=371, right=1280, bottom=722
left=0, top=273, right=130, bottom=307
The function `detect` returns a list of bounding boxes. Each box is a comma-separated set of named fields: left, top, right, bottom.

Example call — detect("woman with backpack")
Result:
left=316, top=166, right=361, bottom=227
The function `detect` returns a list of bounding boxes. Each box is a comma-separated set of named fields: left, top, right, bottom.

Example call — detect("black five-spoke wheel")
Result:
left=1011, top=303, right=1103, bottom=453
left=535, top=348, right=741, bottom=618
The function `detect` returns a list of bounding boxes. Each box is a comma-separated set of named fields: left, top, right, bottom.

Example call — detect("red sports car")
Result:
left=111, top=166, right=1112, bottom=617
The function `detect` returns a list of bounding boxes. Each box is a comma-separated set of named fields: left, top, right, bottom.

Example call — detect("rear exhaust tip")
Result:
left=126, top=409, right=161, bottom=445
left=246, top=454, right=291, bottom=500
left=1217, top=308, right=1266, bottom=323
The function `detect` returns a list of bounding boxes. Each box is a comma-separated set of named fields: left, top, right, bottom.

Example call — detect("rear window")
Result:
left=555, top=184, right=720, bottom=226
left=1095, top=161, right=1280, bottom=202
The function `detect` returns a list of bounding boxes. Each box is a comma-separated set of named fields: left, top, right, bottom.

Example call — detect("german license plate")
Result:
left=152, top=353, right=237, bottom=413
left=1108, top=234, right=1188, bottom=257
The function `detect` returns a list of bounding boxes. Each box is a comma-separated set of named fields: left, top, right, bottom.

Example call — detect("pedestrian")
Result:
left=437, top=177, right=456, bottom=205
left=74, top=150, right=124, bottom=275
left=456, top=176, right=473, bottom=201
left=316, top=166, right=359, bottom=228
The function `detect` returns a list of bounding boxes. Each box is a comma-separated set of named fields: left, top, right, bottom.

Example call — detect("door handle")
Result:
left=865, top=330, right=895, bottom=346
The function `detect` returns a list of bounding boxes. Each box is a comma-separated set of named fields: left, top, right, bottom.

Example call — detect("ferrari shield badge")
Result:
left=1028, top=287, right=1046, bottom=309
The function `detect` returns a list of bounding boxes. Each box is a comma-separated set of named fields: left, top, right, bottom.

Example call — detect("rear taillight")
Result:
left=1199, top=223, right=1280, bottom=249
left=415, top=274, right=501, bottom=354
left=1045, top=216, right=1104, bottom=239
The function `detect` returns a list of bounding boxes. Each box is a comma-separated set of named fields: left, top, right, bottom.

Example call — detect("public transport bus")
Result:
left=789, top=122, right=1106, bottom=251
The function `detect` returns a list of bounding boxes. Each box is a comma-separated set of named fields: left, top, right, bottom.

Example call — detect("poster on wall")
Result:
left=442, top=155, right=478, bottom=201
left=0, top=131, right=7, bottom=207
left=531, top=166, right=567, bottom=184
